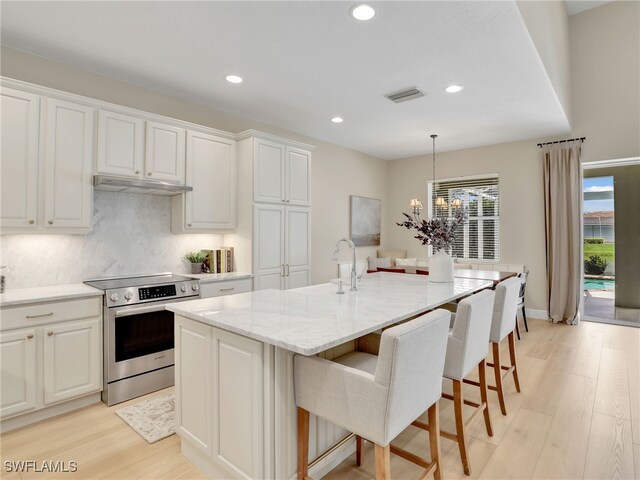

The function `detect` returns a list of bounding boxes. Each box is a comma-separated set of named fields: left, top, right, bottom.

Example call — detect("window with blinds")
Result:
left=429, top=175, right=500, bottom=260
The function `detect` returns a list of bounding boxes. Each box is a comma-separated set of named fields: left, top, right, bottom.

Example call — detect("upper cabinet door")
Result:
left=96, top=110, right=144, bottom=178
left=254, top=139, right=285, bottom=204
left=285, top=147, right=311, bottom=206
left=0, top=87, right=40, bottom=229
left=184, top=131, right=237, bottom=230
left=43, top=98, right=94, bottom=230
left=145, top=121, right=185, bottom=183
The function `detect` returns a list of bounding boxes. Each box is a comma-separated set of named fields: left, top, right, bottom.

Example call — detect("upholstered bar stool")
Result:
left=435, top=289, right=495, bottom=476
left=487, top=277, right=522, bottom=414
left=294, top=309, right=451, bottom=480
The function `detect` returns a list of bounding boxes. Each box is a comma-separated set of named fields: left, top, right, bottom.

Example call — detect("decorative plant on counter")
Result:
left=184, top=251, right=207, bottom=273
left=396, top=208, right=468, bottom=251
left=184, top=251, right=208, bottom=263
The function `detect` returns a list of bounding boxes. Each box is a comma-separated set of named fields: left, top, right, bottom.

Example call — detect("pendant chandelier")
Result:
left=409, top=134, right=450, bottom=219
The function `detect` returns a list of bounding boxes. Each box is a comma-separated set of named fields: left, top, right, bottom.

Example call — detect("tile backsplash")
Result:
left=0, top=191, right=225, bottom=289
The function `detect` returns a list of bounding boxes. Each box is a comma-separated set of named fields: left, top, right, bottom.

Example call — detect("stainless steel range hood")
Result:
left=93, top=174, right=193, bottom=196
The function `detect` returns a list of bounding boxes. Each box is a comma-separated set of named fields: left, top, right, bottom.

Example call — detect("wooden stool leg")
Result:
left=478, top=359, right=493, bottom=437
left=508, top=331, right=521, bottom=393
left=453, top=379, right=471, bottom=475
left=356, top=435, right=363, bottom=466
left=515, top=317, right=521, bottom=340
left=428, top=402, right=443, bottom=480
left=297, top=407, right=310, bottom=480
left=374, top=444, right=391, bottom=480
left=492, top=342, right=507, bottom=416
left=522, top=305, right=529, bottom=332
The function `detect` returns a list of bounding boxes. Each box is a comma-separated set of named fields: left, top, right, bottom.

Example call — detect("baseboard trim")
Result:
left=0, top=392, right=101, bottom=433
left=525, top=308, right=549, bottom=320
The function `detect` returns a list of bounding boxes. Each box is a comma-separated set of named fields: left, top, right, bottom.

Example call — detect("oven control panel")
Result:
left=139, top=284, right=176, bottom=300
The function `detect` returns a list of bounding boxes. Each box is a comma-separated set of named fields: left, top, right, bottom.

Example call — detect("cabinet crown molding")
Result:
left=236, top=130, right=315, bottom=150
left=0, top=76, right=236, bottom=141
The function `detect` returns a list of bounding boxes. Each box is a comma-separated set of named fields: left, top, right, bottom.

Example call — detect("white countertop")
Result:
left=168, top=272, right=492, bottom=355
left=188, top=272, right=253, bottom=283
left=0, top=283, right=103, bottom=307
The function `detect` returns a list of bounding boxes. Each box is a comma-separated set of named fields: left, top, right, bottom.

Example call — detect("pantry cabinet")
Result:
left=253, top=138, right=311, bottom=206
left=253, top=204, right=310, bottom=291
left=0, top=297, right=102, bottom=427
left=0, top=84, right=94, bottom=234
left=171, top=130, right=237, bottom=232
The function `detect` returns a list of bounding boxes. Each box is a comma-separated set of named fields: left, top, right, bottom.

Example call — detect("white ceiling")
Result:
left=565, top=0, right=614, bottom=16
left=1, top=1, right=572, bottom=160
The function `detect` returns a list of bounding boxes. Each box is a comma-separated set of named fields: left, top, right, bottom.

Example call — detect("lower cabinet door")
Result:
left=0, top=328, right=37, bottom=419
left=212, top=329, right=265, bottom=479
left=43, top=318, right=101, bottom=405
left=175, top=317, right=213, bottom=456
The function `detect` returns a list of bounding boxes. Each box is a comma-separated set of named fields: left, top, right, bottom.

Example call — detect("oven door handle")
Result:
left=114, top=304, right=170, bottom=318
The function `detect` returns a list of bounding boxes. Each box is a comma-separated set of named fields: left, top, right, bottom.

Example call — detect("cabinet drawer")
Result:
left=199, top=279, right=252, bottom=299
left=1, top=297, right=102, bottom=331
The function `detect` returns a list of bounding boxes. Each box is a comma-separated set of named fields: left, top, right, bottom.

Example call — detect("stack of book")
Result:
left=201, top=247, right=235, bottom=274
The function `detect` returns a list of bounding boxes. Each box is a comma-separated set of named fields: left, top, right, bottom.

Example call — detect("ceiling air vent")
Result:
left=385, top=87, right=425, bottom=103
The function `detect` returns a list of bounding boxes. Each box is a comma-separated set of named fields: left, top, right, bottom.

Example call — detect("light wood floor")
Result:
left=1, top=318, right=638, bottom=480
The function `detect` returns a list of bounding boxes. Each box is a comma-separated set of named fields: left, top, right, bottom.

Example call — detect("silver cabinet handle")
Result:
left=281, top=199, right=285, bottom=203
left=220, top=287, right=235, bottom=292
left=28, top=219, right=35, bottom=224
left=27, top=334, right=33, bottom=339
left=286, top=264, right=290, bottom=276
left=47, top=331, right=53, bottom=336
left=48, top=220, right=54, bottom=225
left=187, top=223, right=192, bottom=227
left=281, top=264, right=285, bottom=277
left=135, top=170, right=140, bottom=174
left=286, top=200, right=290, bottom=203
left=147, top=172, right=152, bottom=176
left=26, top=312, right=53, bottom=319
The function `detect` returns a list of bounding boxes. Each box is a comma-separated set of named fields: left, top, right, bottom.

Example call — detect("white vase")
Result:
left=429, top=249, right=454, bottom=283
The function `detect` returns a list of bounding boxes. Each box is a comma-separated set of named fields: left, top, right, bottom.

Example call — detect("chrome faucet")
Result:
left=333, top=237, right=358, bottom=291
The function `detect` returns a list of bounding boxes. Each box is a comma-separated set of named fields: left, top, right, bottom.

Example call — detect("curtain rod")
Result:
left=537, top=137, right=586, bottom=147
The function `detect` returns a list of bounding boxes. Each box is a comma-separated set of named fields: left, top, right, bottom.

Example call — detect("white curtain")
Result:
left=542, top=142, right=583, bottom=325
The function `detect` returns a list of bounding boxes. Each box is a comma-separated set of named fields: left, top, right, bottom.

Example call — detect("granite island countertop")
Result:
left=167, top=272, right=492, bottom=355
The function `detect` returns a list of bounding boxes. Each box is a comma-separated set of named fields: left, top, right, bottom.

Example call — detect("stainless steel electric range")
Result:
left=84, top=273, right=200, bottom=406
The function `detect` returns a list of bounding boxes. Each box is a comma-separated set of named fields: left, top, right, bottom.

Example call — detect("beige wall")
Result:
left=517, top=0, right=571, bottom=124
left=0, top=47, right=388, bottom=285
left=569, top=1, right=640, bottom=162
left=384, top=141, right=547, bottom=311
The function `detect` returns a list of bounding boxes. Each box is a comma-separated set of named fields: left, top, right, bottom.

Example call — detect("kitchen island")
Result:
left=167, top=272, right=492, bottom=480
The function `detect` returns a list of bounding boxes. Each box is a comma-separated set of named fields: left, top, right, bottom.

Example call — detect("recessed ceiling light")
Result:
left=331, top=116, right=344, bottom=123
left=350, top=4, right=375, bottom=21
left=225, top=75, right=243, bottom=84
left=445, top=84, right=464, bottom=93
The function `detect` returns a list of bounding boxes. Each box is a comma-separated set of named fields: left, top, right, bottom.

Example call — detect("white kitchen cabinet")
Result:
left=171, top=130, right=237, bottom=233
left=43, top=318, right=101, bottom=406
left=96, top=110, right=145, bottom=178
left=0, top=88, right=94, bottom=234
left=175, top=316, right=268, bottom=480
left=199, top=278, right=253, bottom=299
left=43, top=98, right=94, bottom=230
left=146, top=121, right=186, bottom=183
left=253, top=204, right=310, bottom=291
left=0, top=328, right=37, bottom=418
left=0, top=297, right=102, bottom=428
left=0, top=87, right=40, bottom=230
left=253, top=138, right=311, bottom=206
